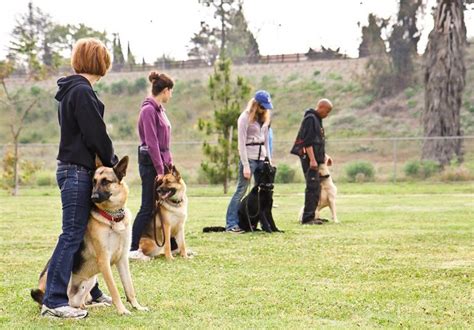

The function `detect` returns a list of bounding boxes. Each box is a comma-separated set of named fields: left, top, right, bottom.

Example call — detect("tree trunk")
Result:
left=13, top=138, right=19, bottom=196
left=422, top=0, right=466, bottom=165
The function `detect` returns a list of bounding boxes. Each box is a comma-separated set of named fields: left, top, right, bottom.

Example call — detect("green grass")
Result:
left=0, top=182, right=473, bottom=328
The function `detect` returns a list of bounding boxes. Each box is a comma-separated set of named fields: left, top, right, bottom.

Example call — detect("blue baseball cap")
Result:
left=254, top=90, right=273, bottom=110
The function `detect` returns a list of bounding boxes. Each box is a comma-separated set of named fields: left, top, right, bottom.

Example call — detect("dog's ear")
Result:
left=113, top=156, right=129, bottom=182
left=95, top=155, right=103, bottom=169
left=326, top=156, right=333, bottom=167
left=172, top=165, right=181, bottom=180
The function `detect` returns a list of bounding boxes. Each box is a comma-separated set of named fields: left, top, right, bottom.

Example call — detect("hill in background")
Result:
left=2, top=42, right=474, bottom=145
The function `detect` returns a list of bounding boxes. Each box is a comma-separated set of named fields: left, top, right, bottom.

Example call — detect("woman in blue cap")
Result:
left=225, top=90, right=273, bottom=233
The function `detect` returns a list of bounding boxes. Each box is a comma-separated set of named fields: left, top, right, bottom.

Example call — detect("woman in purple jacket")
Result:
left=129, top=71, right=175, bottom=260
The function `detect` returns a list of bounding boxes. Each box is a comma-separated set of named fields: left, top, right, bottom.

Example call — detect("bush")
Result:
left=404, top=160, right=441, bottom=179
left=36, top=171, right=55, bottom=186
left=110, top=80, right=128, bottom=95
left=345, top=161, right=375, bottom=182
left=440, top=166, right=472, bottom=181
left=275, top=164, right=296, bottom=183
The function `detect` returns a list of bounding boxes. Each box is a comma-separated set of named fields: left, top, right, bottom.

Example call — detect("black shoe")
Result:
left=302, top=219, right=324, bottom=225
left=317, top=218, right=329, bottom=223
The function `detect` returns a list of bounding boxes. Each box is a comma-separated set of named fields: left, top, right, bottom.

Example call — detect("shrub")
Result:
left=275, top=164, right=296, bottom=183
left=440, top=166, right=472, bottom=181
left=404, top=160, right=441, bottom=179
left=110, top=80, right=128, bottom=95
left=345, top=161, right=375, bottom=182
left=36, top=171, right=55, bottom=186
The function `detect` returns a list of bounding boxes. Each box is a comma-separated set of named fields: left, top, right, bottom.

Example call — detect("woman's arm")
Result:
left=140, top=107, right=164, bottom=174
left=238, top=113, right=249, bottom=172
left=75, top=88, right=117, bottom=167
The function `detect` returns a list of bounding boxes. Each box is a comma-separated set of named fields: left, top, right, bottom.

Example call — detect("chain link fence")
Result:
left=1, top=136, right=473, bottom=186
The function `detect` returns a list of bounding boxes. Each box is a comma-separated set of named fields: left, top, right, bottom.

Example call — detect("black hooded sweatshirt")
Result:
left=55, top=75, right=117, bottom=170
left=291, top=108, right=325, bottom=164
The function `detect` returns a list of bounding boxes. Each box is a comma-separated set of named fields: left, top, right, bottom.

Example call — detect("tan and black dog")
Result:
left=139, top=165, right=188, bottom=261
left=31, top=156, right=148, bottom=315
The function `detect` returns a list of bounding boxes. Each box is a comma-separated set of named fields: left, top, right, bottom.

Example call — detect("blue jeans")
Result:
left=225, top=160, right=263, bottom=230
left=131, top=164, right=178, bottom=250
left=131, top=164, right=156, bottom=251
left=43, top=164, right=103, bottom=308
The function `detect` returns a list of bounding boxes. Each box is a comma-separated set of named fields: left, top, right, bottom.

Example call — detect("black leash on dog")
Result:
left=152, top=178, right=165, bottom=248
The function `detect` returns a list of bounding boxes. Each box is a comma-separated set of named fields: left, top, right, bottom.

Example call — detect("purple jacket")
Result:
left=138, top=97, right=172, bottom=174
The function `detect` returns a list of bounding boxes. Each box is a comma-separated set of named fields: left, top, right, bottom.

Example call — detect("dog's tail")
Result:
left=202, top=226, right=226, bottom=233
left=30, top=258, right=50, bottom=305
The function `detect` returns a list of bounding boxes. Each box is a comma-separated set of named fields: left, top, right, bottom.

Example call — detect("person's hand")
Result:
left=243, top=167, right=251, bottom=180
left=157, top=173, right=164, bottom=181
left=309, top=159, right=318, bottom=170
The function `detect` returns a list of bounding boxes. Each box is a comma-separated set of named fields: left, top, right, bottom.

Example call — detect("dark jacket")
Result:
left=55, top=75, right=117, bottom=170
left=291, top=108, right=325, bottom=164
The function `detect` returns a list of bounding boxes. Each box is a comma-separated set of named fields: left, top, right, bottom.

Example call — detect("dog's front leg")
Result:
left=259, top=211, right=273, bottom=233
left=116, top=256, right=148, bottom=311
left=175, top=227, right=188, bottom=258
left=96, top=252, right=130, bottom=315
left=163, top=221, right=174, bottom=261
left=329, top=199, right=339, bottom=223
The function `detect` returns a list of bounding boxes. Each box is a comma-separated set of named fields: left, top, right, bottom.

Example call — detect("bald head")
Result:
left=316, top=98, right=333, bottom=118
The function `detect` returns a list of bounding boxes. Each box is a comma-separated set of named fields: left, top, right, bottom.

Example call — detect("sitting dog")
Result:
left=31, top=156, right=148, bottom=315
left=139, top=165, right=188, bottom=261
left=298, top=155, right=339, bottom=223
left=238, top=159, right=281, bottom=233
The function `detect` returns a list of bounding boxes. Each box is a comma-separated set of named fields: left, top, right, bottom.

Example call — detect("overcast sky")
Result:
left=0, top=0, right=473, bottom=62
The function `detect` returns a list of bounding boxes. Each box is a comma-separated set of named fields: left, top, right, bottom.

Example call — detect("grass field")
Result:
left=0, top=182, right=473, bottom=328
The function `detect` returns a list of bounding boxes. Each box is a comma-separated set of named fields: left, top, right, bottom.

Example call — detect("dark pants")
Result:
left=300, top=155, right=321, bottom=223
left=131, top=164, right=177, bottom=251
left=43, top=164, right=103, bottom=308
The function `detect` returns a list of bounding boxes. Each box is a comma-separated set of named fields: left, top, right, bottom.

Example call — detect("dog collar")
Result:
left=95, top=207, right=125, bottom=222
left=320, top=174, right=330, bottom=180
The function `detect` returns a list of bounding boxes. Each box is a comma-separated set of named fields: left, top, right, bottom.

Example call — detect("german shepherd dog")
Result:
left=139, top=165, right=188, bottom=261
left=31, top=156, right=148, bottom=315
left=203, top=158, right=281, bottom=233
left=238, top=159, right=281, bottom=233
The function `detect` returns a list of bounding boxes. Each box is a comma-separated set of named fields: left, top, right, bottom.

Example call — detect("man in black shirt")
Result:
left=291, top=99, right=333, bottom=225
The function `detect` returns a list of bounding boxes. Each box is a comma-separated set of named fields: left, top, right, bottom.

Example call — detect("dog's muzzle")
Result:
left=91, top=190, right=111, bottom=203
left=156, top=187, right=176, bottom=200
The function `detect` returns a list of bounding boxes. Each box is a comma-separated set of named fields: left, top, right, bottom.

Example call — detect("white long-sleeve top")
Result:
left=237, top=111, right=271, bottom=171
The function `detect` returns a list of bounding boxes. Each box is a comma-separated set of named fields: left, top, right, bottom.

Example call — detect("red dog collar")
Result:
left=95, top=207, right=125, bottom=222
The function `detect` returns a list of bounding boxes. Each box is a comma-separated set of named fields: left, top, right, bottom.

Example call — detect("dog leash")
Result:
left=244, top=184, right=261, bottom=232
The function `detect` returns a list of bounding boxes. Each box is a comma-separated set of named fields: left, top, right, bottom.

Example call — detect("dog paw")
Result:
left=134, top=305, right=149, bottom=311
left=118, top=308, right=131, bottom=315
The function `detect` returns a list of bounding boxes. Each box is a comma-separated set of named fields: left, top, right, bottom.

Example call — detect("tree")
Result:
left=112, top=34, right=125, bottom=70
left=193, top=0, right=259, bottom=63
left=127, top=42, right=136, bottom=68
left=359, top=14, right=393, bottom=98
left=187, top=21, right=220, bottom=64
left=9, top=2, right=54, bottom=78
left=0, top=60, right=38, bottom=195
left=226, top=3, right=260, bottom=63
left=358, top=14, right=388, bottom=58
left=422, top=0, right=467, bottom=166
left=388, top=0, right=424, bottom=90
left=198, top=57, right=251, bottom=193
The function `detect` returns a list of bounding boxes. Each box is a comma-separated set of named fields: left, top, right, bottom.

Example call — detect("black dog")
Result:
left=237, top=159, right=280, bottom=233
left=202, top=159, right=281, bottom=233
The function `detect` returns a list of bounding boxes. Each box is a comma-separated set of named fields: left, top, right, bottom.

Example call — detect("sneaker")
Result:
left=88, top=293, right=112, bottom=306
left=226, top=227, right=244, bottom=233
left=41, top=304, right=88, bottom=319
left=302, top=219, right=324, bottom=225
left=129, top=249, right=151, bottom=261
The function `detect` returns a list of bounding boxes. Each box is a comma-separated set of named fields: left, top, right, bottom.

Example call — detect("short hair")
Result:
left=148, top=71, right=174, bottom=96
left=317, top=98, right=333, bottom=110
left=71, top=38, right=111, bottom=76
